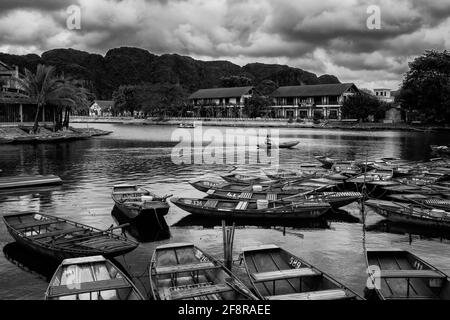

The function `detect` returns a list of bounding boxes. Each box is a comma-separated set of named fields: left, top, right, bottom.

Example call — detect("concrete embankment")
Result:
left=71, top=116, right=450, bottom=132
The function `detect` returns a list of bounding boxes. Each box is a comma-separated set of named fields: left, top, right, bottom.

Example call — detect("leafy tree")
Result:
left=244, top=95, right=272, bottom=118
left=397, top=50, right=450, bottom=123
left=112, top=85, right=140, bottom=115
left=341, top=94, right=386, bottom=121
left=15, top=64, right=86, bottom=133
left=255, top=80, right=278, bottom=96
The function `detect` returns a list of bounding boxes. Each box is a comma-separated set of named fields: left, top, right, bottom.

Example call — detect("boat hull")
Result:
left=171, top=198, right=329, bottom=219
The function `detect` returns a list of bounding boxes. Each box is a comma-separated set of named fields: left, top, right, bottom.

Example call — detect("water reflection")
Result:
left=3, top=242, right=60, bottom=281
left=366, top=220, right=450, bottom=244
left=111, top=206, right=170, bottom=242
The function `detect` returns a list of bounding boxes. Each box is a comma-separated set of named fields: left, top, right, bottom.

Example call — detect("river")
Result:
left=0, top=123, right=449, bottom=299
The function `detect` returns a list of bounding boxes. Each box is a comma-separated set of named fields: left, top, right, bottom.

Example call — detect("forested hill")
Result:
left=0, top=47, right=340, bottom=99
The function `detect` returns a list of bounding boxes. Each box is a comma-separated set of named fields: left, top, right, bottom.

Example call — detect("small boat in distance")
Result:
left=366, top=249, right=450, bottom=300
left=171, top=197, right=331, bottom=219
left=365, top=199, right=450, bottom=229
left=258, top=140, right=300, bottom=149
left=112, top=185, right=171, bottom=220
left=242, top=244, right=361, bottom=300
left=178, top=122, right=196, bottom=128
left=3, top=212, right=138, bottom=261
left=45, top=255, right=144, bottom=300
left=149, top=243, right=257, bottom=300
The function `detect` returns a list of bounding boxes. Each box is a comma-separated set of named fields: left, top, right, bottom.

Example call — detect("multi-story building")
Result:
left=271, top=83, right=360, bottom=120
left=188, top=83, right=360, bottom=120
left=188, top=86, right=254, bottom=118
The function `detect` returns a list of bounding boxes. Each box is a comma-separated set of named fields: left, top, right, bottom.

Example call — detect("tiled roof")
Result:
left=189, top=86, right=253, bottom=99
left=272, top=83, right=358, bottom=97
left=92, top=100, right=114, bottom=109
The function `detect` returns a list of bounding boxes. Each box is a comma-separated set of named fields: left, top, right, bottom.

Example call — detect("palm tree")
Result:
left=14, top=65, right=75, bottom=133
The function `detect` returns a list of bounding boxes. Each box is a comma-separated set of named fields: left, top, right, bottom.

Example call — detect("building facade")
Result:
left=271, top=83, right=360, bottom=120
left=0, top=60, right=55, bottom=125
left=188, top=83, right=360, bottom=119
left=89, top=100, right=114, bottom=116
left=188, top=86, right=254, bottom=118
left=374, top=88, right=395, bottom=103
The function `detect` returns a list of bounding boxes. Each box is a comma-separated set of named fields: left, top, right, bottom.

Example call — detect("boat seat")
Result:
left=266, top=193, right=277, bottom=201
left=380, top=270, right=445, bottom=279
left=239, top=192, right=253, bottom=199
left=204, top=200, right=218, bottom=208
left=155, top=262, right=218, bottom=275
left=169, top=283, right=231, bottom=300
left=266, top=289, right=349, bottom=300
left=16, top=220, right=59, bottom=230
left=48, top=278, right=131, bottom=298
left=252, top=268, right=319, bottom=282
left=30, top=227, right=87, bottom=240
left=235, top=201, right=249, bottom=210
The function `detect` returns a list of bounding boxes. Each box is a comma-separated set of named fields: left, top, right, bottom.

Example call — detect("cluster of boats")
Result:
left=3, top=154, right=450, bottom=300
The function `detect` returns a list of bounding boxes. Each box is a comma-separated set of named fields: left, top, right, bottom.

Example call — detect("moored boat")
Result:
left=365, top=199, right=450, bottom=229
left=111, top=185, right=171, bottom=219
left=149, top=243, right=257, bottom=300
left=3, top=212, right=138, bottom=261
left=45, top=255, right=144, bottom=300
left=201, top=188, right=361, bottom=209
left=314, top=155, right=340, bottom=168
left=221, top=173, right=276, bottom=185
left=242, top=244, right=361, bottom=300
left=388, top=194, right=450, bottom=211
left=366, top=249, right=450, bottom=300
left=171, top=197, right=331, bottom=219
left=258, top=140, right=300, bottom=149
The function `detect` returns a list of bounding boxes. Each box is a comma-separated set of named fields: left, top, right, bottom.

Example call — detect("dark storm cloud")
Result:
left=0, top=0, right=449, bottom=89
left=0, top=0, right=76, bottom=13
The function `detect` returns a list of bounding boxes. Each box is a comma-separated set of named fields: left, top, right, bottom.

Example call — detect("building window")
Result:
left=329, top=96, right=338, bottom=104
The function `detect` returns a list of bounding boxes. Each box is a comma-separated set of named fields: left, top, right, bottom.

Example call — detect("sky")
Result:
left=0, top=0, right=449, bottom=90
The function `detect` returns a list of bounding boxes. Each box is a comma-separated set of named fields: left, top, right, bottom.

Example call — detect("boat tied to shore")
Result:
left=149, top=243, right=257, bottom=300
left=366, top=249, right=450, bottom=300
left=242, top=244, right=361, bottom=300
left=171, top=197, right=331, bottom=219
left=111, top=185, right=171, bottom=220
left=45, top=255, right=144, bottom=300
left=3, top=212, right=138, bottom=261
left=365, top=199, right=450, bottom=229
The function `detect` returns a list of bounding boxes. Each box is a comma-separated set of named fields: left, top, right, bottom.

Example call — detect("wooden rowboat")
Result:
left=45, top=255, right=144, bottom=300
left=190, top=180, right=315, bottom=195
left=242, top=244, right=361, bottom=300
left=0, top=174, right=62, bottom=190
left=3, top=212, right=138, bottom=261
left=365, top=199, right=450, bottom=229
left=221, top=173, right=276, bottom=185
left=366, top=249, right=450, bottom=300
left=111, top=185, right=171, bottom=220
left=171, top=197, right=330, bottom=219
left=389, top=194, right=450, bottom=211
left=201, top=187, right=361, bottom=209
left=149, top=243, right=257, bottom=300
left=258, top=140, right=300, bottom=149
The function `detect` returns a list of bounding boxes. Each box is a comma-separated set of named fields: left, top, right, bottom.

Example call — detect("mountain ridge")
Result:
left=0, top=47, right=341, bottom=99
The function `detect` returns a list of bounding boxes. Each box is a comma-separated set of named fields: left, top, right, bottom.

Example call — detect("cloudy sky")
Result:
left=0, top=0, right=449, bottom=90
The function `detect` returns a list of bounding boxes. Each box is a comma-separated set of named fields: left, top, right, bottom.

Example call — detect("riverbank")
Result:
left=0, top=126, right=112, bottom=144
left=71, top=116, right=450, bottom=132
